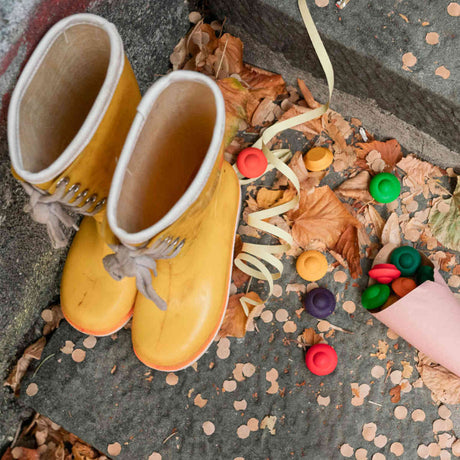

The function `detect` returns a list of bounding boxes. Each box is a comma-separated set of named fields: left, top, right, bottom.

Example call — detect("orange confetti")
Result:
left=435, top=66, right=450, bottom=79
left=107, top=442, right=121, bottom=457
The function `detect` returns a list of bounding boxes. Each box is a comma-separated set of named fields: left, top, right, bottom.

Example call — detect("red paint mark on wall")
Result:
left=0, top=0, right=102, bottom=122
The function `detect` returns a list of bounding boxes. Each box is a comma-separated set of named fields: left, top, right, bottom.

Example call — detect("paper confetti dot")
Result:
left=386, top=329, right=398, bottom=341
left=261, top=310, right=273, bottom=323
left=60, top=340, right=75, bottom=354
left=148, top=454, right=162, bottom=460
left=334, top=271, right=347, bottom=283
left=371, top=365, right=385, bottom=379
left=447, top=2, right=460, bottom=16
left=306, top=282, right=319, bottom=293
left=202, top=421, right=215, bottom=435
left=440, top=450, right=452, bottom=460
left=242, top=363, right=256, bottom=378
left=83, top=335, right=97, bottom=349
left=417, top=444, right=429, bottom=459
left=216, top=345, right=230, bottom=360
left=266, top=368, right=279, bottom=382
left=394, top=406, right=408, bottom=420
left=275, top=309, right=289, bottom=322
left=166, top=373, right=178, bottom=385
left=402, top=52, right=417, bottom=69
left=233, top=400, right=247, bottom=411
left=426, top=32, right=440, bottom=45
left=317, top=395, right=331, bottom=406
left=342, top=301, right=356, bottom=314
left=390, top=442, right=404, bottom=456
left=317, top=320, right=331, bottom=332
left=438, top=405, right=451, bottom=419
left=188, top=11, right=201, bottom=23
left=435, top=66, right=451, bottom=79
left=71, top=349, right=86, bottom=363
left=247, top=418, right=259, bottom=431
left=433, top=418, right=453, bottom=433
left=390, top=370, right=402, bottom=385
left=194, top=394, right=208, bottom=408
left=362, top=423, right=377, bottom=442
left=448, top=275, right=460, bottom=288
left=428, top=443, right=441, bottom=457
left=411, top=409, right=426, bottom=422
left=452, top=439, right=460, bottom=456
left=223, top=380, right=237, bottom=392
left=237, top=424, right=250, bottom=439
left=374, top=434, right=388, bottom=448
left=272, top=284, right=283, bottom=297
left=355, top=448, right=368, bottom=460
left=372, top=454, right=385, bottom=460
left=340, top=444, right=354, bottom=457
left=438, top=433, right=455, bottom=449
left=26, top=383, right=38, bottom=397
left=283, top=321, right=297, bottom=333
left=107, top=442, right=121, bottom=456
left=315, top=0, right=329, bottom=7
left=233, top=363, right=245, bottom=382
left=41, top=309, right=53, bottom=322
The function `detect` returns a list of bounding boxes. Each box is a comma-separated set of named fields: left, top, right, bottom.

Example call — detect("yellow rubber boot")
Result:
left=8, top=14, right=140, bottom=249
left=105, top=71, right=241, bottom=370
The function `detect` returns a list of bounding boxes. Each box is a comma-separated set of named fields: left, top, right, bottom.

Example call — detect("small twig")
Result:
left=33, top=353, right=55, bottom=378
left=218, top=17, right=227, bottom=38
left=163, top=429, right=178, bottom=444
left=11, top=421, right=22, bottom=448
left=215, top=38, right=228, bottom=80
left=368, top=400, right=383, bottom=407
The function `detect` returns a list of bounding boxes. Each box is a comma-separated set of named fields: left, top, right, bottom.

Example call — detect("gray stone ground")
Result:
left=0, top=0, right=459, bottom=457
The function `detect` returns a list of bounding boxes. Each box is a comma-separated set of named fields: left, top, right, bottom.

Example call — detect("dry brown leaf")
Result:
left=232, top=235, right=250, bottom=288
left=218, top=292, right=262, bottom=339
left=333, top=224, right=362, bottom=278
left=260, top=415, right=277, bottom=435
left=367, top=205, right=385, bottom=238
left=381, top=212, right=401, bottom=245
left=4, top=337, right=46, bottom=393
left=335, top=171, right=373, bottom=202
left=356, top=139, right=403, bottom=172
left=278, top=105, right=323, bottom=140
left=251, top=97, right=277, bottom=126
left=326, top=110, right=353, bottom=141
left=297, top=78, right=321, bottom=109
left=298, top=328, right=326, bottom=348
left=417, top=352, right=460, bottom=404
left=42, top=305, right=64, bottom=335
left=389, top=385, right=402, bottom=403
left=287, top=186, right=360, bottom=249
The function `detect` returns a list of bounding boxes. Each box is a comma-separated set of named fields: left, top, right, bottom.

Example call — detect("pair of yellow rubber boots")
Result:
left=8, top=14, right=241, bottom=371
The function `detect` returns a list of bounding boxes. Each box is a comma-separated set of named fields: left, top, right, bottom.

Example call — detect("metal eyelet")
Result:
left=56, top=177, right=69, bottom=188
left=68, top=183, right=81, bottom=193
left=85, top=194, right=98, bottom=205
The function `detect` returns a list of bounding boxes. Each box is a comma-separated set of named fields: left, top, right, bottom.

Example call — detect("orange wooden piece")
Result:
left=392, top=277, right=417, bottom=297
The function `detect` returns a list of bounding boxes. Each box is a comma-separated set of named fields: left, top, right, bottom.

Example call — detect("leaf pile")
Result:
left=1, top=413, right=107, bottom=460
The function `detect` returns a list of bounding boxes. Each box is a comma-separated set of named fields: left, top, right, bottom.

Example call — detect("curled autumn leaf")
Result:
left=335, top=170, right=374, bottom=202
left=429, top=177, right=460, bottom=251
left=417, top=351, right=460, bottom=404
left=356, top=139, right=403, bottom=172
left=334, top=224, right=362, bottom=278
left=287, top=185, right=360, bottom=248
left=218, top=292, right=263, bottom=339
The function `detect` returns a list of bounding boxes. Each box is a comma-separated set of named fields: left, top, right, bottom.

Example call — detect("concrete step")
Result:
left=195, top=0, right=460, bottom=156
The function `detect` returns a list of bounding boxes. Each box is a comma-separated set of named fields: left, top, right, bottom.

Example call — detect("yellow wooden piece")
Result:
left=131, top=161, right=240, bottom=371
left=304, top=147, right=333, bottom=171
left=61, top=216, right=137, bottom=336
left=296, top=250, right=328, bottom=282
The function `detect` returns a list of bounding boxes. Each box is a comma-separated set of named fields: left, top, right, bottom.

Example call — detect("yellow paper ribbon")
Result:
left=234, top=0, right=335, bottom=314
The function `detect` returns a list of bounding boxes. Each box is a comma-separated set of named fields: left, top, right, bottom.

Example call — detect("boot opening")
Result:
left=18, top=24, right=111, bottom=173
left=116, top=80, right=217, bottom=234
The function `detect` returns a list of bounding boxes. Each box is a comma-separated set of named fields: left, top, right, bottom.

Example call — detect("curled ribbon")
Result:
left=234, top=0, right=335, bottom=314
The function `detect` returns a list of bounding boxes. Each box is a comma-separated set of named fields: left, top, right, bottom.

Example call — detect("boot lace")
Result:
left=21, top=177, right=106, bottom=249
left=102, top=236, right=185, bottom=310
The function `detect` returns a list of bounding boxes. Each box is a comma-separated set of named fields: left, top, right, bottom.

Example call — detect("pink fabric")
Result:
left=374, top=270, right=460, bottom=377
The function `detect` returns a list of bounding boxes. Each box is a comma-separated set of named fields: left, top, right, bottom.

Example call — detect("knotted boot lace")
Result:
left=21, top=178, right=105, bottom=249
left=102, top=236, right=185, bottom=311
